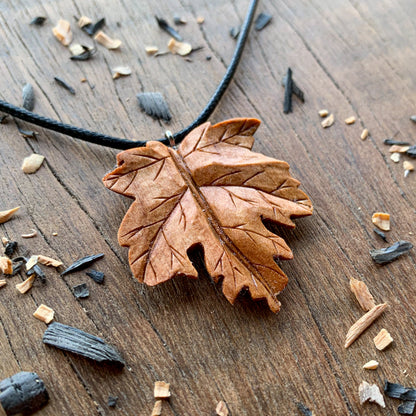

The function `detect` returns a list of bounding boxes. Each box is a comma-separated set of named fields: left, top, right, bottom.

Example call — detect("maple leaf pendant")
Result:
left=103, top=118, right=312, bottom=312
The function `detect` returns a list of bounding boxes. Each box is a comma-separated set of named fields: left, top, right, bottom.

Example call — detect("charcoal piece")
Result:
left=155, top=16, right=183, bottom=41
left=383, top=138, right=410, bottom=146
left=82, top=18, right=106, bottom=36
left=4, top=241, right=17, bottom=257
left=406, top=145, right=416, bottom=158
left=0, top=115, right=9, bottom=124
left=137, top=92, right=171, bottom=122
left=17, top=127, right=37, bottom=138
left=398, top=401, right=416, bottom=415
left=86, top=269, right=104, bottom=284
left=373, top=228, right=388, bottom=242
left=254, top=12, right=272, bottom=31
left=410, top=115, right=416, bottom=123
left=22, top=83, right=35, bottom=111
left=370, top=241, right=413, bottom=264
left=11, top=261, right=24, bottom=276
left=70, top=46, right=96, bottom=61
left=230, top=25, right=241, bottom=39
left=43, top=322, right=125, bottom=366
left=73, top=283, right=89, bottom=299
left=296, top=402, right=313, bottom=415
left=206, top=55, right=212, bottom=61
left=0, top=371, right=49, bottom=415
left=27, top=264, right=46, bottom=283
left=30, top=16, right=47, bottom=26
left=54, top=77, right=75, bottom=95
left=282, top=74, right=305, bottom=103
left=385, top=381, right=416, bottom=399
left=61, top=253, right=104, bottom=276
left=283, top=67, right=293, bottom=114
left=108, top=396, right=118, bottom=407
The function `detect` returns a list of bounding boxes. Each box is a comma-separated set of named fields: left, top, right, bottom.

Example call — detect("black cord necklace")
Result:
left=0, top=0, right=258, bottom=150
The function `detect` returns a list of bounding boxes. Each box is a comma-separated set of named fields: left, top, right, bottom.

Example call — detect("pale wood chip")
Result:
left=94, top=31, right=122, bottom=49
left=389, top=145, right=410, bottom=153
left=359, top=381, right=385, bottom=407
left=0, top=279, right=6, bottom=288
left=0, top=207, right=20, bottom=224
left=196, top=16, right=205, bottom=24
left=78, top=16, right=92, bottom=28
left=361, top=128, right=369, bottom=140
left=167, top=38, right=192, bottom=56
left=154, top=381, right=170, bottom=399
left=349, top=278, right=376, bottom=311
left=22, top=153, right=45, bottom=173
left=318, top=109, right=329, bottom=117
left=26, top=255, right=38, bottom=271
left=52, top=19, right=73, bottom=46
left=52, top=232, right=58, bottom=236
left=37, top=255, right=63, bottom=268
left=0, top=257, right=13, bottom=274
left=112, top=66, right=132, bottom=79
left=403, top=161, right=414, bottom=171
left=216, top=400, right=229, bottom=416
left=345, top=116, right=356, bottom=125
left=16, top=275, right=35, bottom=294
left=321, top=113, right=334, bottom=128
left=145, top=46, right=159, bottom=55
left=151, top=400, right=162, bottom=416
left=2, top=237, right=10, bottom=245
left=390, top=152, right=400, bottom=163
left=374, top=328, right=393, bottom=350
left=363, top=360, right=379, bottom=370
left=21, top=229, right=38, bottom=238
left=372, top=212, right=390, bottom=231
left=33, top=304, right=55, bottom=324
left=69, top=43, right=86, bottom=56
left=345, top=303, right=388, bottom=348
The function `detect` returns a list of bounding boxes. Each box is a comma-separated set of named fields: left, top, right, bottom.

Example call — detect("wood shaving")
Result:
left=69, top=43, right=86, bottom=56
left=196, top=16, right=205, bottom=24
left=321, top=113, right=334, bottom=128
left=33, top=304, right=55, bottom=324
left=403, top=160, right=414, bottom=178
left=318, top=109, right=329, bottom=117
left=151, top=400, right=162, bottom=416
left=52, top=232, right=58, bottom=236
left=0, top=279, right=6, bottom=288
left=359, top=381, right=385, bottom=407
left=21, top=229, right=38, bottom=238
left=0, top=257, right=13, bottom=274
left=390, top=152, right=400, bottom=163
left=374, top=328, right=393, bottom=350
left=21, top=153, right=45, bottom=174
left=154, top=381, right=170, bottom=399
left=112, top=66, right=132, bottom=79
left=372, top=212, right=390, bottom=231
left=52, top=19, right=73, bottom=46
left=345, top=303, right=388, bottom=348
left=349, top=278, right=376, bottom=311
left=0, top=207, right=20, bottom=224
left=16, top=275, right=35, bottom=294
left=167, top=38, right=192, bottom=56
left=361, top=128, right=369, bottom=140
left=94, top=31, right=122, bottom=49
left=345, top=116, right=356, bottom=125
left=78, top=16, right=92, bottom=28
left=363, top=360, right=379, bottom=370
left=216, top=400, right=229, bottom=416
left=145, top=46, right=159, bottom=55
left=1, top=237, right=9, bottom=245
left=38, top=255, right=63, bottom=268
left=389, top=145, right=410, bottom=153
left=26, top=255, right=38, bottom=271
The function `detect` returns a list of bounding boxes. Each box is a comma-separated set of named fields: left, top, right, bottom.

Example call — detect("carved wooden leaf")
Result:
left=103, top=118, right=312, bottom=312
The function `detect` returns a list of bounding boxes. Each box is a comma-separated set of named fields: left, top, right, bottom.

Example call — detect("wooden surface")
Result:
left=0, top=0, right=415, bottom=414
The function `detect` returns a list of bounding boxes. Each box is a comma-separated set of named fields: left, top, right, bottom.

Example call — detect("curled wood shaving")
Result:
left=372, top=212, right=390, bottom=231
left=345, top=116, right=356, bottom=125
left=52, top=19, right=73, bottom=46
left=216, top=400, right=229, bottom=416
left=361, top=128, right=369, bottom=140
left=21, top=229, right=38, bottom=238
left=112, top=66, right=132, bottom=79
left=151, top=400, right=162, bottom=416
left=363, top=360, right=379, bottom=370
left=374, top=328, right=393, bottom=350
left=349, top=278, right=376, bottom=311
left=321, top=113, right=334, bottom=128
left=37, top=255, right=63, bottom=268
left=22, top=153, right=45, bottom=174
left=94, top=31, right=122, bottom=49
left=167, top=38, right=192, bottom=56
left=0, top=279, right=6, bottom=288
left=78, top=16, right=92, bottom=28
left=345, top=303, right=388, bottom=348
left=389, top=145, right=410, bottom=153
left=33, top=304, right=55, bottom=324
left=0, top=257, right=13, bottom=274
left=154, top=381, right=170, bottom=399
left=145, top=46, right=159, bottom=55
left=318, top=109, right=329, bottom=117
left=359, top=381, right=385, bottom=407
left=16, top=275, right=35, bottom=294
left=26, top=255, right=39, bottom=271
left=0, top=207, right=20, bottom=224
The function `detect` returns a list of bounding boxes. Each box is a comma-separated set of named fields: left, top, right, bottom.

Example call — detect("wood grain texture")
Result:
left=0, top=0, right=415, bottom=414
